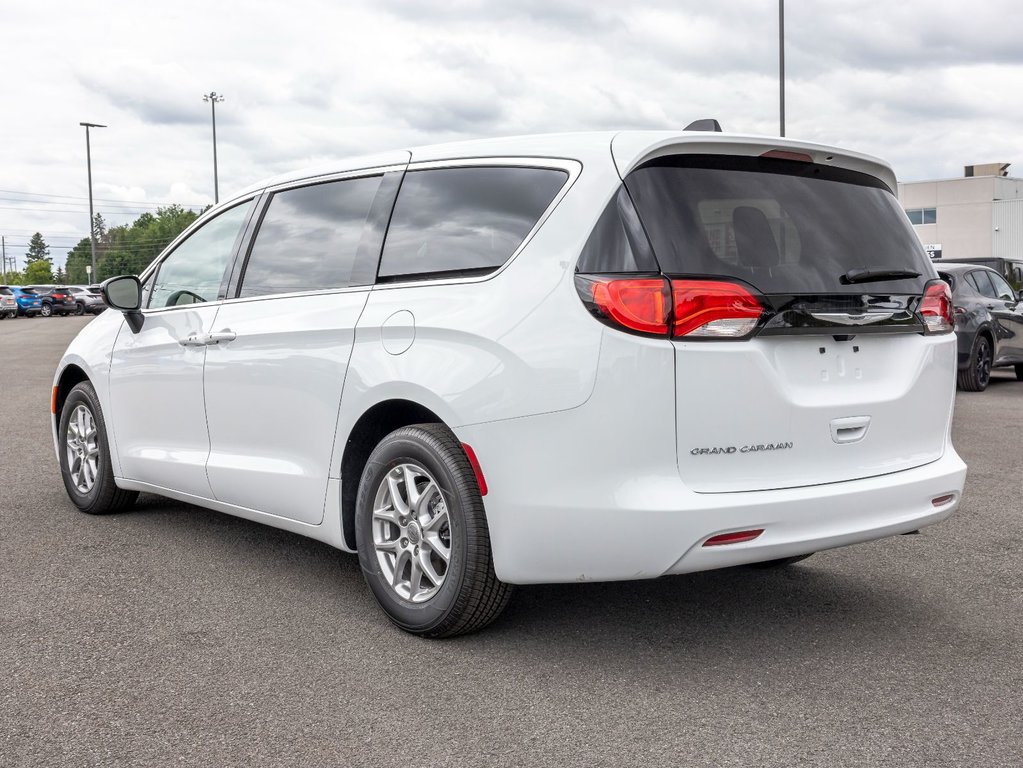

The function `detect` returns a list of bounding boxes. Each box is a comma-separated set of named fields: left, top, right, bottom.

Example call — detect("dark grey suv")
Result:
left=937, top=263, right=1023, bottom=390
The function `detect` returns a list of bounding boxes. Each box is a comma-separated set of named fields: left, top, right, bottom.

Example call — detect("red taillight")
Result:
left=586, top=277, right=670, bottom=336
left=671, top=280, right=763, bottom=338
left=920, top=280, right=953, bottom=334
left=703, top=529, right=765, bottom=547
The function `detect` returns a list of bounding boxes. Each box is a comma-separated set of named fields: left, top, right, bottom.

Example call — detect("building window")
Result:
left=906, top=208, right=937, bottom=225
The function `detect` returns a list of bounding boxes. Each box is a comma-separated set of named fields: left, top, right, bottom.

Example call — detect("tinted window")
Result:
left=150, top=201, right=252, bottom=308
left=0, top=288, right=11, bottom=295
left=378, top=166, right=567, bottom=280
left=239, top=175, right=382, bottom=298
left=577, top=187, right=658, bottom=273
left=626, top=155, right=935, bottom=294
left=967, top=270, right=998, bottom=299
left=988, top=271, right=1016, bottom=301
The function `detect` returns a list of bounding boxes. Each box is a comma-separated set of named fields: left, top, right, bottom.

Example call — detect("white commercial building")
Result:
left=897, top=163, right=1023, bottom=260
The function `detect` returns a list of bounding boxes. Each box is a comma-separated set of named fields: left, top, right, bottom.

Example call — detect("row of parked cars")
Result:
left=935, top=257, right=1023, bottom=391
left=0, top=285, right=106, bottom=319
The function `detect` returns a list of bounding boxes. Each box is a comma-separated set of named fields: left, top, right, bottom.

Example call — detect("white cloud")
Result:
left=1, top=0, right=1021, bottom=267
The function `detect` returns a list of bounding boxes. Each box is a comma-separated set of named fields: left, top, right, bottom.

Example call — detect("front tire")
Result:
left=958, top=334, right=992, bottom=391
left=75, top=302, right=86, bottom=316
left=58, top=382, right=138, bottom=514
left=355, top=424, right=512, bottom=638
left=40, top=303, right=52, bottom=317
left=1015, top=364, right=1023, bottom=381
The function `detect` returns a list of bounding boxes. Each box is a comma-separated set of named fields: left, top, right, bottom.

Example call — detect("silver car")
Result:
left=0, top=286, right=18, bottom=319
left=68, top=286, right=106, bottom=315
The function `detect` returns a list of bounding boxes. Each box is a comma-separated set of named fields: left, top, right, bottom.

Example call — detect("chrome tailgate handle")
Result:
left=831, top=415, right=871, bottom=444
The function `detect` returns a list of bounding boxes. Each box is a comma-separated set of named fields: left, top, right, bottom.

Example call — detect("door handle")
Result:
left=179, top=334, right=207, bottom=347
left=205, top=329, right=236, bottom=345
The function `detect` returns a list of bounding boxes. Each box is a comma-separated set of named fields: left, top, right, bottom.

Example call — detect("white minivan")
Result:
left=52, top=130, right=967, bottom=637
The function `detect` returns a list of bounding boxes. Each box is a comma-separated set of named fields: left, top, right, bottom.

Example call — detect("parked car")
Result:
left=10, top=286, right=42, bottom=317
left=51, top=130, right=967, bottom=637
left=27, top=285, right=77, bottom=317
left=935, top=263, right=1023, bottom=390
left=938, top=257, right=1023, bottom=293
left=0, top=286, right=18, bottom=319
left=68, top=286, right=106, bottom=315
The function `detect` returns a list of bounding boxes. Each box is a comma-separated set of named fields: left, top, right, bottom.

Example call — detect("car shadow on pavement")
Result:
left=110, top=492, right=946, bottom=669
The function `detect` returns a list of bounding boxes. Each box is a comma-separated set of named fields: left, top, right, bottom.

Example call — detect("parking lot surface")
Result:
left=2, top=316, right=1021, bottom=767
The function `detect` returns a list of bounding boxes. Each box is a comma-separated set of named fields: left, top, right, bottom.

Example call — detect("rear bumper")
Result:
left=469, top=438, right=965, bottom=584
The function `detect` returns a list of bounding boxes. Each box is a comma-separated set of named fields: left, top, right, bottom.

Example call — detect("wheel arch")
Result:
left=339, top=398, right=446, bottom=550
left=54, top=363, right=90, bottom=423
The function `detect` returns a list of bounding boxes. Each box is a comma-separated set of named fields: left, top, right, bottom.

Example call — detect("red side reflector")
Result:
left=932, top=494, right=955, bottom=507
left=703, top=529, right=764, bottom=547
left=51, top=386, right=58, bottom=415
left=760, top=149, right=813, bottom=163
left=461, top=443, right=488, bottom=496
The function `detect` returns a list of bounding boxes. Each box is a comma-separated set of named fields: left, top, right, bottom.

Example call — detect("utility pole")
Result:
left=2, top=236, right=6, bottom=282
left=779, top=0, right=786, bottom=137
left=203, top=92, right=225, bottom=204
left=80, top=122, right=106, bottom=280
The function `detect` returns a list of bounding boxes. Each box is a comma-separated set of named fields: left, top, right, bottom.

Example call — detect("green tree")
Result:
left=54, top=266, right=67, bottom=283
left=63, top=205, right=201, bottom=283
left=24, top=259, right=53, bottom=284
left=25, top=232, right=51, bottom=265
left=64, top=238, right=91, bottom=284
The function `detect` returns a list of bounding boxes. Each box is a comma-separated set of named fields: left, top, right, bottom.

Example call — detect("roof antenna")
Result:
left=683, top=119, right=723, bottom=132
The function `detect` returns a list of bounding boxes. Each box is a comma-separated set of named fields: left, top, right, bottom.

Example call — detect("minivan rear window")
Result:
left=378, top=166, right=567, bottom=281
left=625, top=155, right=935, bottom=294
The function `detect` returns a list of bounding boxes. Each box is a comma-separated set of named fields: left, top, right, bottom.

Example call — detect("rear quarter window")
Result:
left=378, top=166, right=567, bottom=281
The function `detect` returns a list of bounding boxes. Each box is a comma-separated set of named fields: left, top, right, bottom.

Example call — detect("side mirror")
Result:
left=100, top=275, right=144, bottom=333
left=1017, top=289, right=1023, bottom=302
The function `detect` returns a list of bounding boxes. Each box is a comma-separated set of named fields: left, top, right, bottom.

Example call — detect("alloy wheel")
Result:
left=65, top=404, right=100, bottom=493
left=976, top=338, right=992, bottom=388
left=371, top=463, right=452, bottom=603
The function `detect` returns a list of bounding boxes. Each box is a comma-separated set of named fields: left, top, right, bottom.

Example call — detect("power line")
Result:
left=0, top=188, right=207, bottom=208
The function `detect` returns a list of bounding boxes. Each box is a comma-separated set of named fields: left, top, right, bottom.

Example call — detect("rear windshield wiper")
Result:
left=841, top=268, right=921, bottom=285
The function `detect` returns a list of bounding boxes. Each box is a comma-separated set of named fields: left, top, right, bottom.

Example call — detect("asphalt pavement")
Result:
left=1, top=316, right=1021, bottom=767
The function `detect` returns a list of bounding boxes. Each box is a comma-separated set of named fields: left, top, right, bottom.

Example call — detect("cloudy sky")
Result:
left=2, top=0, right=1022, bottom=269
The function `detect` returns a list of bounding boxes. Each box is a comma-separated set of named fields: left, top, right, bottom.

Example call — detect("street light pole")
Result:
left=79, top=122, right=106, bottom=280
left=779, top=0, right=786, bottom=137
left=203, top=92, right=225, bottom=204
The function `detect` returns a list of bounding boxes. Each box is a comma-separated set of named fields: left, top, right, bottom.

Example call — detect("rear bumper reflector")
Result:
left=702, top=529, right=765, bottom=547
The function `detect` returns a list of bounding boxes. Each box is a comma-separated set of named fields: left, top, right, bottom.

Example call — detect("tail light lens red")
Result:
left=577, top=275, right=764, bottom=340
left=577, top=276, right=670, bottom=336
left=672, top=280, right=763, bottom=338
left=920, top=280, right=953, bottom=334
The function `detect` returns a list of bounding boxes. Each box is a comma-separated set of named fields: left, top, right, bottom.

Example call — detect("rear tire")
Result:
left=355, top=424, right=512, bottom=638
left=750, top=553, right=815, bottom=568
left=58, top=382, right=138, bottom=515
left=1015, top=364, right=1023, bottom=381
left=957, top=335, right=992, bottom=391
left=40, top=303, right=52, bottom=317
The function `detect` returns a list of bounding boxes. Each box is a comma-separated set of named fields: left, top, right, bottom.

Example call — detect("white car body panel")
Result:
left=204, top=290, right=370, bottom=524
left=51, top=130, right=967, bottom=587
left=108, top=305, right=220, bottom=498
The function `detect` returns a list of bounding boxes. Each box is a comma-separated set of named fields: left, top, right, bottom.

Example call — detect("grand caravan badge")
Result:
left=690, top=442, right=794, bottom=456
